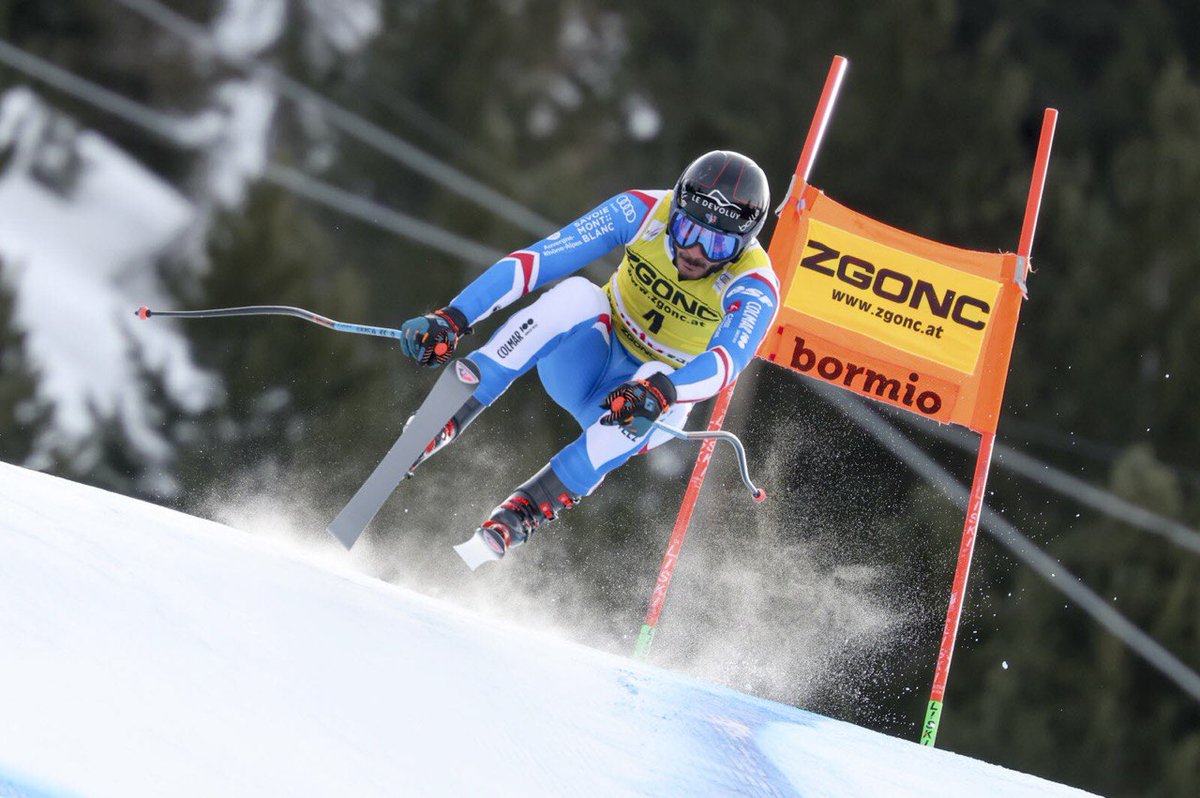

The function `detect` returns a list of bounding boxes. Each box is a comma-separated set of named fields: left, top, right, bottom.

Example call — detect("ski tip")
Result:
left=453, top=530, right=503, bottom=571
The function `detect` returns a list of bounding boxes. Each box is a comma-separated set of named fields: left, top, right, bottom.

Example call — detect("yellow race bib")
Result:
left=605, top=193, right=770, bottom=366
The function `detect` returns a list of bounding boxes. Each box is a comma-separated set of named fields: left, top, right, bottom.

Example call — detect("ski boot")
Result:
left=454, top=464, right=581, bottom=569
left=405, top=396, right=484, bottom=477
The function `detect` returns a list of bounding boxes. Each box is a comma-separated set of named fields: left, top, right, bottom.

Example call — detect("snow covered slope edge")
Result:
left=0, top=462, right=1095, bottom=798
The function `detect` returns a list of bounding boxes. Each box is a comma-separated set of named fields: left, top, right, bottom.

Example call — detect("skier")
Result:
left=398, top=150, right=780, bottom=564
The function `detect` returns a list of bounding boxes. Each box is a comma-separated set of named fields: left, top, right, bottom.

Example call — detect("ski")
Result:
left=453, top=530, right=504, bottom=570
left=327, top=359, right=481, bottom=549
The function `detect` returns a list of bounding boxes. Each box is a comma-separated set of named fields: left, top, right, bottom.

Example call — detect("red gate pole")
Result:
left=920, top=108, right=1058, bottom=746
left=634, top=55, right=850, bottom=659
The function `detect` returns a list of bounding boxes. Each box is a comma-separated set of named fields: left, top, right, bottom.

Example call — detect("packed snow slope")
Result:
left=0, top=462, right=1096, bottom=798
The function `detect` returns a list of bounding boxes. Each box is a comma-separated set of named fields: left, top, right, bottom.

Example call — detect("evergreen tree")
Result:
left=2, top=0, right=222, bottom=181
left=956, top=445, right=1199, bottom=798
left=48, top=181, right=396, bottom=517
left=158, top=180, right=395, bottom=517
left=0, top=258, right=52, bottom=465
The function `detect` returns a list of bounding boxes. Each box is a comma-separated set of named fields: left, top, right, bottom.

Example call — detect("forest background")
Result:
left=1, top=2, right=1197, bottom=795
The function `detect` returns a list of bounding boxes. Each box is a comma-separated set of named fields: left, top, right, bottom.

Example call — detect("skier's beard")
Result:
left=674, top=246, right=720, bottom=280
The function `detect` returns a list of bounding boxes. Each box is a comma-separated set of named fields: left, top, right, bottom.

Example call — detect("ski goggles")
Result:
left=668, top=209, right=743, bottom=263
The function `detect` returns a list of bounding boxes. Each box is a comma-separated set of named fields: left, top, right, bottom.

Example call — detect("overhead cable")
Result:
left=0, top=37, right=200, bottom=145
left=110, top=0, right=558, bottom=237
left=265, top=164, right=502, bottom=263
left=1001, top=417, right=1200, bottom=485
left=886, top=407, right=1200, bottom=556
left=0, top=36, right=498, bottom=265
left=813, top=380, right=1200, bottom=705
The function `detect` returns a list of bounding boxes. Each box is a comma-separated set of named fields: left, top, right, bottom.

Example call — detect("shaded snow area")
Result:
left=214, top=0, right=381, bottom=68
left=0, top=462, right=1096, bottom=798
left=0, top=0, right=385, bottom=464
left=0, top=88, right=214, bottom=456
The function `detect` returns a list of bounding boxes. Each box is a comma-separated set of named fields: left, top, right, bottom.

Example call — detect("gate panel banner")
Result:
left=758, top=185, right=1025, bottom=434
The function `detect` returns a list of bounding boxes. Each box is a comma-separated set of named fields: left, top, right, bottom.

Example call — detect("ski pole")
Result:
left=635, top=56, right=846, bottom=661
left=135, top=304, right=406, bottom=342
left=651, top=421, right=766, bottom=503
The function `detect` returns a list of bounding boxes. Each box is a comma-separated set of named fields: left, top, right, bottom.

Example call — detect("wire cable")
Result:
left=109, top=0, right=558, bottom=237
left=0, top=37, right=200, bottom=145
left=885, top=406, right=1200, bottom=556
left=813, top=380, right=1200, bottom=704
left=264, top=164, right=502, bottom=263
left=0, top=35, right=500, bottom=265
left=1001, top=417, right=1200, bottom=485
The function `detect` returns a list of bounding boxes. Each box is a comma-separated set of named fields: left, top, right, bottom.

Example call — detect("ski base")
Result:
left=326, top=359, right=480, bottom=549
left=453, top=530, right=504, bottom=571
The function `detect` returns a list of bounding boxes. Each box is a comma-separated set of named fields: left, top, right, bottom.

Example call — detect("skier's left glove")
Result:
left=599, top=372, right=677, bottom=437
left=398, top=306, right=472, bottom=367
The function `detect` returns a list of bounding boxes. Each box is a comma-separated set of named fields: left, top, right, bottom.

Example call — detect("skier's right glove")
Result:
left=599, top=372, right=677, bottom=438
left=398, top=306, right=472, bottom=367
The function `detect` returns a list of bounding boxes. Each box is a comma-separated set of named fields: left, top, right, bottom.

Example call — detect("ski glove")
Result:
left=599, top=372, right=677, bottom=438
left=399, top=306, right=472, bottom=367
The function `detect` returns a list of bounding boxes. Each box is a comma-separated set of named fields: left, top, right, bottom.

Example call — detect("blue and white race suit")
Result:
left=449, top=189, right=779, bottom=496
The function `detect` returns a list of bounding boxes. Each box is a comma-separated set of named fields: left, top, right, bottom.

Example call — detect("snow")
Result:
left=301, top=0, right=382, bottom=56
left=0, top=461, right=1098, bottom=798
left=212, top=0, right=382, bottom=63
left=213, top=0, right=287, bottom=60
left=0, top=89, right=216, bottom=455
left=0, top=1, right=388, bottom=462
left=624, top=93, right=662, bottom=141
left=206, top=79, right=278, bottom=205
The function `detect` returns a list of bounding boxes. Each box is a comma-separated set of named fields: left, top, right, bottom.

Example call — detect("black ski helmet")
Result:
left=671, top=150, right=770, bottom=263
